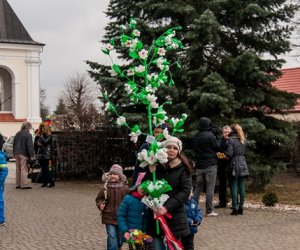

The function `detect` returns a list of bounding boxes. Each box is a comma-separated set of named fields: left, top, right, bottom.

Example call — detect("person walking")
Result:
left=215, top=125, right=232, bottom=208
left=143, top=136, right=192, bottom=249
left=193, top=117, right=220, bottom=217
left=13, top=121, right=34, bottom=189
left=95, top=164, right=129, bottom=250
left=225, top=124, right=249, bottom=215
left=36, top=123, right=54, bottom=188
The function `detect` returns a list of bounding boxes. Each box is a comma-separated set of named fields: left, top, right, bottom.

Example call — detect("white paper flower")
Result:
left=105, top=43, right=114, bottom=50
left=135, top=65, right=145, bottom=73
left=145, top=85, right=157, bottom=93
left=164, top=35, right=172, bottom=45
left=137, top=149, right=148, bottom=162
left=127, top=68, right=135, bottom=76
left=104, top=102, right=112, bottom=111
left=124, top=84, right=133, bottom=94
left=156, top=57, right=168, bottom=71
left=125, top=40, right=132, bottom=47
left=147, top=94, right=159, bottom=109
left=132, top=29, right=141, bottom=37
left=155, top=148, right=168, bottom=164
left=147, top=73, right=158, bottom=82
left=138, top=49, right=148, bottom=60
left=157, top=47, right=166, bottom=56
left=170, top=117, right=180, bottom=127
left=171, top=43, right=179, bottom=49
left=129, top=38, right=138, bottom=51
left=129, top=130, right=142, bottom=143
left=163, top=128, right=171, bottom=140
left=116, top=116, right=126, bottom=126
left=108, top=69, right=118, bottom=77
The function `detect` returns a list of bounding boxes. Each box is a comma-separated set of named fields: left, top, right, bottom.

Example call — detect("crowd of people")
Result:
left=95, top=118, right=249, bottom=250
left=0, top=118, right=249, bottom=248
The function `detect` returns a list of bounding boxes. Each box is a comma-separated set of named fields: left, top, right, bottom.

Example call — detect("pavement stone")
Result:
left=1, top=162, right=300, bottom=250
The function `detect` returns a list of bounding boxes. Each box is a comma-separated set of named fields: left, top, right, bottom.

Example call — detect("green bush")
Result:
left=262, top=192, right=279, bottom=206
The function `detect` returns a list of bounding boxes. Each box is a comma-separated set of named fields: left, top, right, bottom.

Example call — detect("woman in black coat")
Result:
left=36, top=123, right=54, bottom=188
left=143, top=136, right=192, bottom=250
left=226, top=124, right=249, bottom=215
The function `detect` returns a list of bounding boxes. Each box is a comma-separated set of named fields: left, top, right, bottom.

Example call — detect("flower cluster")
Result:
left=100, top=18, right=188, bottom=167
left=126, top=229, right=152, bottom=249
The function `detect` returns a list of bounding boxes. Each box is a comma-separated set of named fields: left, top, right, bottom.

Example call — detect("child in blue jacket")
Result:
left=117, top=184, right=147, bottom=239
left=0, top=151, right=8, bottom=226
left=181, top=191, right=202, bottom=250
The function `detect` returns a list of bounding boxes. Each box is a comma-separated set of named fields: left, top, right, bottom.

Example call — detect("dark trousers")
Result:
left=217, top=161, right=229, bottom=206
left=181, top=234, right=194, bottom=250
left=39, top=159, right=53, bottom=185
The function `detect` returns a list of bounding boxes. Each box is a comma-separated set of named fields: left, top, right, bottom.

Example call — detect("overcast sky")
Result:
left=9, top=0, right=111, bottom=112
left=8, top=0, right=300, bottom=112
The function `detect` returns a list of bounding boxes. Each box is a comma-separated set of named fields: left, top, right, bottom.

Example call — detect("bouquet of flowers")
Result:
left=126, top=229, right=152, bottom=250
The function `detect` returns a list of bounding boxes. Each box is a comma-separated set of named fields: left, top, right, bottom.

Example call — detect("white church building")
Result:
left=0, top=0, right=44, bottom=137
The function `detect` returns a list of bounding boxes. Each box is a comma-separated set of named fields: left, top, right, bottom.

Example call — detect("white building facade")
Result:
left=0, top=0, right=44, bottom=137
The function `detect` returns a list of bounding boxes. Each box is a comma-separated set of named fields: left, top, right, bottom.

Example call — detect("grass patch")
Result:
left=247, top=168, right=300, bottom=206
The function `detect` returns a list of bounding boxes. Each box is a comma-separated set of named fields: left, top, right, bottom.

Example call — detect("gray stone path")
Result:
left=1, top=162, right=300, bottom=249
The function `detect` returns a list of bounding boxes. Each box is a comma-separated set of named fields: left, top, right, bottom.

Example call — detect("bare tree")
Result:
left=40, top=87, right=50, bottom=119
left=54, top=72, right=102, bottom=130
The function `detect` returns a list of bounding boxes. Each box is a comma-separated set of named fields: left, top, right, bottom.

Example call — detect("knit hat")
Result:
left=163, top=136, right=183, bottom=153
left=109, top=164, right=126, bottom=181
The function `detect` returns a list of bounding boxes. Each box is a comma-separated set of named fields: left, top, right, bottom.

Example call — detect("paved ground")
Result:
left=1, top=162, right=300, bottom=250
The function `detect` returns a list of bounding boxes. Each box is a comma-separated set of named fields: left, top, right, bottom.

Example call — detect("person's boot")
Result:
left=231, top=208, right=238, bottom=216
left=237, top=208, right=243, bottom=215
left=48, top=182, right=55, bottom=188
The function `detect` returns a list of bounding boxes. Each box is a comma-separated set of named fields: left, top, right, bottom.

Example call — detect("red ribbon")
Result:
left=154, top=213, right=184, bottom=250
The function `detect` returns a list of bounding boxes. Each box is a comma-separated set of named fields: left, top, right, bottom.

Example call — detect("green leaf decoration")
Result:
left=112, top=64, right=121, bottom=74
left=129, top=52, right=139, bottom=59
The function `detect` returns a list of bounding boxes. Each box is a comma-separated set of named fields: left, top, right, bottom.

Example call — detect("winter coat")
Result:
left=117, top=193, right=147, bottom=234
left=37, top=135, right=52, bottom=160
left=95, top=180, right=129, bottom=225
left=185, top=197, right=202, bottom=234
left=226, top=133, right=249, bottom=177
left=144, top=160, right=192, bottom=239
left=13, top=130, right=34, bottom=158
left=193, top=118, right=220, bottom=169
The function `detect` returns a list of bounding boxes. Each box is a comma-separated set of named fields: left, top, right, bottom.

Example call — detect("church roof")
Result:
left=273, top=67, right=300, bottom=112
left=0, top=0, right=44, bottom=45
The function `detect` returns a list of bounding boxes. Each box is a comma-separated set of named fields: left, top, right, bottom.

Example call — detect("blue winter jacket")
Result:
left=185, top=197, right=202, bottom=234
left=117, top=194, right=147, bottom=234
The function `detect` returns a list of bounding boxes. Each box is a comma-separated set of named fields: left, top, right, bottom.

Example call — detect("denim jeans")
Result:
left=105, top=224, right=122, bottom=250
left=194, top=165, right=218, bottom=214
left=0, top=168, right=8, bottom=223
left=230, top=176, right=245, bottom=209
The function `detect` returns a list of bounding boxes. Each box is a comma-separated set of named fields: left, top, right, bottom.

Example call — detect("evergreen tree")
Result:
left=87, top=0, right=299, bottom=189
left=54, top=98, right=67, bottom=115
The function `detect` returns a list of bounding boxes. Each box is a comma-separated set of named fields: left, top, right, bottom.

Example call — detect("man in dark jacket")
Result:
left=193, top=117, right=220, bottom=216
left=13, top=122, right=34, bottom=189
